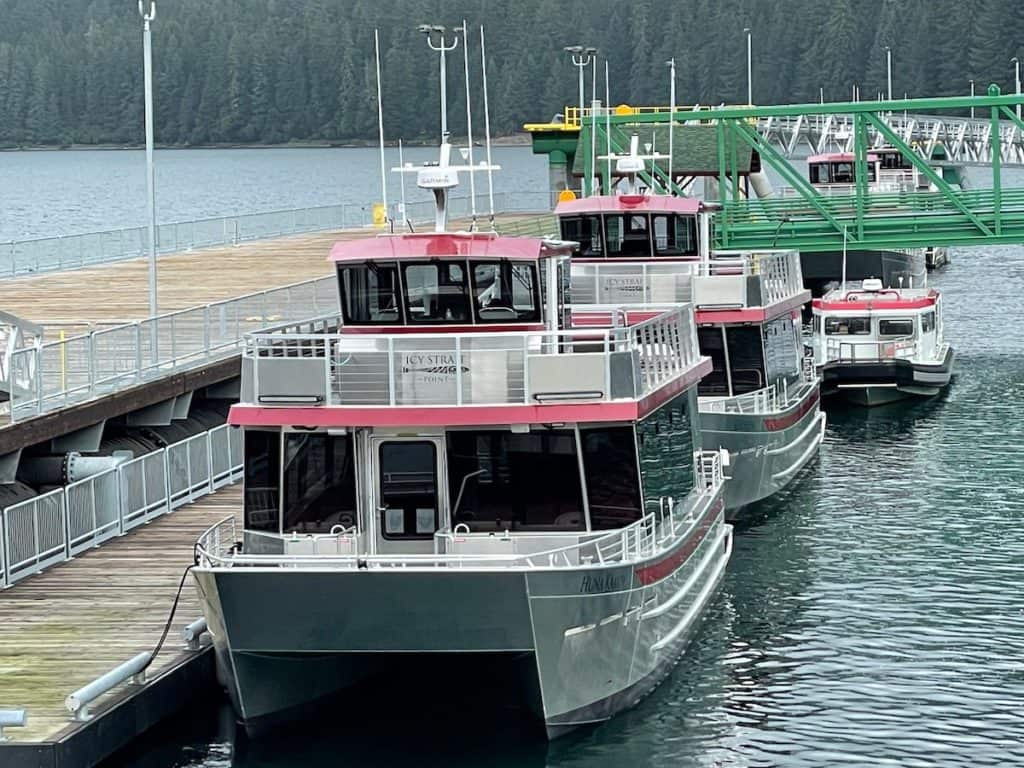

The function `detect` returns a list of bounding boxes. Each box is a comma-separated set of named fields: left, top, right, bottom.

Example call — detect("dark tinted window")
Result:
left=379, top=441, right=438, bottom=539
left=652, top=215, right=698, bottom=256
left=446, top=430, right=584, bottom=532
left=825, top=316, right=871, bottom=335
left=470, top=261, right=540, bottom=322
left=637, top=393, right=696, bottom=514
left=340, top=263, right=402, bottom=324
left=726, top=325, right=766, bottom=395
left=244, top=430, right=279, bottom=532
left=605, top=214, right=653, bottom=257
left=282, top=433, right=358, bottom=533
left=922, top=311, right=935, bottom=333
left=879, top=318, right=915, bottom=337
left=559, top=215, right=603, bottom=256
left=581, top=427, right=642, bottom=529
left=697, top=327, right=730, bottom=396
left=403, top=262, right=471, bottom=324
left=809, top=164, right=829, bottom=184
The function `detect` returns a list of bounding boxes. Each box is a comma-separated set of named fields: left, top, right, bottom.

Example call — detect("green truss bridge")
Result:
left=525, top=86, right=1024, bottom=253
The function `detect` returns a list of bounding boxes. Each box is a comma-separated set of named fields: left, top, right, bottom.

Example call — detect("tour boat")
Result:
left=192, top=146, right=731, bottom=739
left=557, top=191, right=825, bottom=516
left=810, top=278, right=954, bottom=406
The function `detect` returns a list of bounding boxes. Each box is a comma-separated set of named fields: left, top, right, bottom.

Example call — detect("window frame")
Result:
left=824, top=316, right=872, bottom=335
left=400, top=261, right=473, bottom=325
left=378, top=440, right=440, bottom=540
left=338, top=262, right=404, bottom=326
left=877, top=317, right=916, bottom=338
left=469, top=260, right=541, bottom=323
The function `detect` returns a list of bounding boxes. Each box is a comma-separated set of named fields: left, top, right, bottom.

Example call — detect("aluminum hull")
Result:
left=820, top=347, right=955, bottom=407
left=700, top=389, right=825, bottom=517
left=193, top=498, right=731, bottom=739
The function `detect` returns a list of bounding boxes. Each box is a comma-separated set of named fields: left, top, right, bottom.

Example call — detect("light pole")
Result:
left=564, top=45, right=597, bottom=127
left=885, top=46, right=892, bottom=101
left=970, top=79, right=975, bottom=119
left=744, top=27, right=752, bottom=105
left=1013, top=56, right=1022, bottom=120
left=418, top=25, right=459, bottom=143
left=139, top=1, right=158, bottom=318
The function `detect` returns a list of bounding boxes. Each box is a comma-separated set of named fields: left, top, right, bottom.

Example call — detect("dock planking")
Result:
left=0, top=485, right=240, bottom=744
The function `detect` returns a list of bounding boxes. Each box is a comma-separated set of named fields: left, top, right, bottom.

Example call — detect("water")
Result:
left=100, top=244, right=1024, bottom=766
left=0, top=146, right=547, bottom=241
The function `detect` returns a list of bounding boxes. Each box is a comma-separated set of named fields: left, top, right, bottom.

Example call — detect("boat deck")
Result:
left=0, top=484, right=239, bottom=744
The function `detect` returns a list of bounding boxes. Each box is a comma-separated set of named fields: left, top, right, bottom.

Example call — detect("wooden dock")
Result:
left=0, top=485, right=240, bottom=750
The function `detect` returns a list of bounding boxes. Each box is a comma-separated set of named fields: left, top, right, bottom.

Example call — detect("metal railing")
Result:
left=0, top=422, right=242, bottom=588
left=706, top=250, right=806, bottom=306
left=701, top=356, right=818, bottom=416
left=0, top=192, right=552, bottom=279
left=7, top=276, right=338, bottom=422
left=244, top=307, right=701, bottom=409
left=824, top=336, right=919, bottom=363
left=195, top=449, right=725, bottom=571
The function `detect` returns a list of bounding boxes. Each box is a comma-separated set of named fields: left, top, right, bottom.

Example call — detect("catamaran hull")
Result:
left=699, top=390, right=825, bottom=517
left=820, top=347, right=955, bottom=407
left=192, top=500, right=731, bottom=739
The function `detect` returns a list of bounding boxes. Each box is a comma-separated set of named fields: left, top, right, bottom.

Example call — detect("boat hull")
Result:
left=193, top=497, right=731, bottom=739
left=820, top=347, right=955, bottom=407
left=699, top=388, right=825, bottom=517
left=801, top=248, right=927, bottom=295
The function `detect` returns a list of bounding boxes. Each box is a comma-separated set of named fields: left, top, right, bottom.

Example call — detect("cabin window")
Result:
left=810, top=164, right=829, bottom=185
left=922, top=311, right=936, bottom=333
left=470, top=262, right=541, bottom=322
left=282, top=433, right=358, bottom=533
left=652, top=215, right=698, bottom=257
left=637, top=392, right=696, bottom=514
left=825, top=316, right=871, bottom=335
left=726, top=326, right=766, bottom=395
left=446, top=430, right=585, bottom=532
left=402, top=262, right=471, bottom=324
left=559, top=215, right=603, bottom=256
left=833, top=162, right=854, bottom=184
left=378, top=441, right=439, bottom=539
left=580, top=426, right=643, bottom=530
left=244, top=430, right=280, bottom=532
left=762, top=315, right=801, bottom=383
left=605, top=214, right=653, bottom=257
left=813, top=314, right=822, bottom=334
left=339, top=263, right=402, bottom=324
left=878, top=318, right=915, bottom=337
left=697, top=327, right=730, bottom=396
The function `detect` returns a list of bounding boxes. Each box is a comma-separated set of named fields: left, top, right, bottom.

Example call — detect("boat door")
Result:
left=369, top=436, right=447, bottom=555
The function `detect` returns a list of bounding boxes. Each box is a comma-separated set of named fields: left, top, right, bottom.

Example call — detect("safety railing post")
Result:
left=1, top=510, right=8, bottom=588
left=387, top=337, right=397, bottom=406
left=455, top=337, right=463, bottom=406
left=86, top=333, right=95, bottom=397
left=206, top=432, right=215, bottom=494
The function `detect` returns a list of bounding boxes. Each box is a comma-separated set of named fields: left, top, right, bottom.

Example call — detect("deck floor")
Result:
left=0, top=485, right=240, bottom=743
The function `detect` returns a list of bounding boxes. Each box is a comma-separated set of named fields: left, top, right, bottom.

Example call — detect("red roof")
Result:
left=329, top=233, right=564, bottom=263
left=812, top=288, right=939, bottom=312
left=555, top=194, right=702, bottom=216
left=807, top=152, right=879, bottom=164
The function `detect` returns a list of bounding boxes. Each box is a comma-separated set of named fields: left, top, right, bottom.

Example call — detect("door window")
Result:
left=379, top=441, right=439, bottom=539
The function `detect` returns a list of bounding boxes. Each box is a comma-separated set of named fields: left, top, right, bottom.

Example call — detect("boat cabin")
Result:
left=334, top=232, right=571, bottom=332
left=807, top=152, right=879, bottom=186
left=811, top=279, right=944, bottom=365
left=556, top=195, right=706, bottom=260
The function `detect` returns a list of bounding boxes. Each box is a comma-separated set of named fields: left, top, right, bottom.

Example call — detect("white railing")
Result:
left=701, top=356, right=818, bottom=416
left=244, top=308, right=700, bottom=409
left=705, top=249, right=805, bottom=306
left=571, top=261, right=699, bottom=305
left=0, top=192, right=552, bottom=279
left=7, top=276, right=338, bottom=422
left=0, top=423, right=242, bottom=588
left=824, top=337, right=918, bottom=363
left=195, top=450, right=725, bottom=571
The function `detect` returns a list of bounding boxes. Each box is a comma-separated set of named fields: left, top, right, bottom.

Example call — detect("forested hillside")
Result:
left=2, top=0, right=1024, bottom=147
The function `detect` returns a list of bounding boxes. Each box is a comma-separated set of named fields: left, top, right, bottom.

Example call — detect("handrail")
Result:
left=824, top=336, right=918, bottom=363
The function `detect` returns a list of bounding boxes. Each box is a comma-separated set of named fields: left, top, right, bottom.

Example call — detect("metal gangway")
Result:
left=0, top=312, right=43, bottom=411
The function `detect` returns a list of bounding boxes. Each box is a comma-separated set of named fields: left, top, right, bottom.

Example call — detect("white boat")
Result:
left=811, top=278, right=955, bottom=406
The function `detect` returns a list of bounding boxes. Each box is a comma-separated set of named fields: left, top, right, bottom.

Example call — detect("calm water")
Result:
left=101, top=244, right=1024, bottom=766
left=0, top=146, right=547, bottom=241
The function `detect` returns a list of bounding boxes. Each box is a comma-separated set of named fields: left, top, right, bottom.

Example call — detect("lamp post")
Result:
left=418, top=25, right=459, bottom=143
left=885, top=46, right=892, bottom=102
left=744, top=27, right=752, bottom=105
left=1013, top=57, right=1022, bottom=120
left=138, top=1, right=158, bottom=318
left=970, top=79, right=975, bottom=119
left=564, top=45, right=597, bottom=127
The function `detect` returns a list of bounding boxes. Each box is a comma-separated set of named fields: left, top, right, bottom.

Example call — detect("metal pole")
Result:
left=480, top=26, right=496, bottom=226
left=422, top=26, right=458, bottom=144
left=744, top=28, right=752, bottom=105
left=461, top=20, right=476, bottom=229
left=605, top=60, right=611, bottom=189
left=667, top=58, right=675, bottom=193
left=590, top=56, right=598, bottom=194
left=139, top=1, right=157, bottom=318
left=886, top=46, right=892, bottom=102
left=1015, top=57, right=1022, bottom=120
left=374, top=29, right=388, bottom=226
left=970, top=79, right=976, bottom=119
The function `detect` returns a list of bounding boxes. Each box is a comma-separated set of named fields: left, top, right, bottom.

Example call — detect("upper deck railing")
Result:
left=571, top=250, right=805, bottom=310
left=194, top=450, right=725, bottom=572
left=242, top=307, right=701, bottom=409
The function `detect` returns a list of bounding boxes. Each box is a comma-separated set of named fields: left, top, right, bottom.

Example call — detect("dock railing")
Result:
left=6, top=275, right=338, bottom=422
left=0, top=422, right=242, bottom=588
left=0, top=191, right=552, bottom=279
left=243, top=307, right=701, bottom=409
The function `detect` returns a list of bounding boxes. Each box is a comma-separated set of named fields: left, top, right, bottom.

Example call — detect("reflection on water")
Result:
left=105, top=247, right=1024, bottom=767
